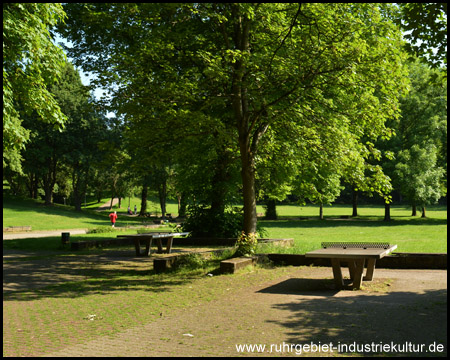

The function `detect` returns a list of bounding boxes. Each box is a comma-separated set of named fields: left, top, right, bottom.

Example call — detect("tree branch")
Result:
left=268, top=4, right=302, bottom=70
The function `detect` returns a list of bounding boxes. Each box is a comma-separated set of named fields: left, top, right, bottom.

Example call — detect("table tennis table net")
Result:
left=321, top=242, right=392, bottom=249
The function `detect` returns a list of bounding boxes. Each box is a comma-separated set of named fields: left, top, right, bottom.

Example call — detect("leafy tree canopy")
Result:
left=3, top=3, right=68, bottom=173
left=397, top=3, right=447, bottom=69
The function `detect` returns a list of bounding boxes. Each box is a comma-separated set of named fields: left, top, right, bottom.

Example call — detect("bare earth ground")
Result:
left=3, top=248, right=447, bottom=357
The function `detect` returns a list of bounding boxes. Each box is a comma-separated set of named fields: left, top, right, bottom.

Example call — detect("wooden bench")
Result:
left=305, top=242, right=397, bottom=290
left=116, top=232, right=189, bottom=256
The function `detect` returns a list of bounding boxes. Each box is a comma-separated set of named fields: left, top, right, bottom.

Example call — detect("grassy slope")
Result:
left=2, top=195, right=177, bottom=231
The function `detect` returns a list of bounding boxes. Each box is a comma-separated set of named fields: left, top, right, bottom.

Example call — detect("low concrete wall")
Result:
left=70, top=237, right=294, bottom=251
left=266, top=253, right=447, bottom=270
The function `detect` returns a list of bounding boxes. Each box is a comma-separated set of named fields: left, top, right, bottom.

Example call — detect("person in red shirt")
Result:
left=109, top=211, right=118, bottom=227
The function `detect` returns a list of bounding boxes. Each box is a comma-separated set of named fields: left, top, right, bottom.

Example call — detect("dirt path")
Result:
left=96, top=197, right=119, bottom=211
left=3, top=228, right=88, bottom=240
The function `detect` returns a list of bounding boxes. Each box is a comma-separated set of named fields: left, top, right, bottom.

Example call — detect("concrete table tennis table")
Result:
left=305, top=242, right=397, bottom=290
left=116, top=232, right=189, bottom=256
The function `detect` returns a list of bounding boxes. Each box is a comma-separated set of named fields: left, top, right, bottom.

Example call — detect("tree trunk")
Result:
left=421, top=206, right=426, bottom=218
left=178, top=193, right=187, bottom=218
left=411, top=204, right=417, bottom=216
left=159, top=181, right=167, bottom=219
left=240, top=141, right=257, bottom=234
left=210, top=148, right=232, bottom=217
left=384, top=202, right=391, bottom=221
left=73, top=173, right=82, bottom=211
left=319, top=203, right=324, bottom=220
left=42, top=157, right=57, bottom=205
left=109, top=194, right=115, bottom=210
left=230, top=6, right=260, bottom=236
left=352, top=189, right=358, bottom=217
left=140, top=184, right=148, bottom=216
left=264, top=198, right=277, bottom=220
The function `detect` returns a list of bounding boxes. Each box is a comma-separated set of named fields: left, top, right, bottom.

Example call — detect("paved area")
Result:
left=3, top=246, right=447, bottom=357
left=42, top=268, right=447, bottom=357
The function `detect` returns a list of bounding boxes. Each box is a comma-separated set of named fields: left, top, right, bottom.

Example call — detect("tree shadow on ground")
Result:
left=258, top=279, right=447, bottom=357
left=3, top=253, right=197, bottom=301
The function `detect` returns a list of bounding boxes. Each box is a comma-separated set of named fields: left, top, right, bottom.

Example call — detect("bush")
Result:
left=235, top=231, right=258, bottom=257
left=181, top=205, right=243, bottom=238
left=87, top=226, right=116, bottom=234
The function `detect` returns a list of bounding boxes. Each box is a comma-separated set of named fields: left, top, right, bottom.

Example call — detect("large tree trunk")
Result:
left=240, top=151, right=257, bottom=234
left=231, top=7, right=258, bottom=236
left=411, top=204, right=417, bottom=216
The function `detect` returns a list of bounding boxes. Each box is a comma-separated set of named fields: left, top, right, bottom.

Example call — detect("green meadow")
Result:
left=3, top=196, right=447, bottom=254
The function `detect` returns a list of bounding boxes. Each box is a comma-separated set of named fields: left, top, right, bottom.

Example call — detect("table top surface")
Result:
left=305, top=245, right=397, bottom=259
left=117, top=232, right=189, bottom=239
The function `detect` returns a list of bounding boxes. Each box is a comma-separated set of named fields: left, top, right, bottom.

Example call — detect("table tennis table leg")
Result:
left=134, top=239, right=141, bottom=256
left=364, top=258, right=376, bottom=281
left=348, top=260, right=356, bottom=280
left=144, top=238, right=153, bottom=256
left=156, top=239, right=164, bottom=254
left=352, top=259, right=365, bottom=289
left=165, top=236, right=174, bottom=254
left=331, top=259, right=344, bottom=289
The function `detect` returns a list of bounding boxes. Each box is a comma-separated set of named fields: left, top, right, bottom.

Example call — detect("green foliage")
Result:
left=395, top=144, right=446, bottom=208
left=172, top=253, right=208, bottom=271
left=181, top=205, right=243, bottom=238
left=86, top=227, right=116, bottom=234
left=3, top=3, right=68, bottom=173
left=235, top=231, right=258, bottom=257
left=59, top=3, right=410, bottom=235
left=377, top=60, right=447, bottom=207
left=397, top=3, right=447, bottom=69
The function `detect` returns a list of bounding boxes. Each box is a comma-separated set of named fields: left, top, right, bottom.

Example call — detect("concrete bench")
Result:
left=220, top=257, right=257, bottom=274
left=3, top=226, right=32, bottom=232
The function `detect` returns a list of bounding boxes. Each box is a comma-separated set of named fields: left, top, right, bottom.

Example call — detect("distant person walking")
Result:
left=134, top=205, right=137, bottom=215
left=109, top=211, right=118, bottom=227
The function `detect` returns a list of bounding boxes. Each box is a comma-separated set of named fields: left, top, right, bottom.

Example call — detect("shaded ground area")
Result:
left=42, top=268, right=446, bottom=357
left=3, top=247, right=221, bottom=293
left=3, top=247, right=447, bottom=357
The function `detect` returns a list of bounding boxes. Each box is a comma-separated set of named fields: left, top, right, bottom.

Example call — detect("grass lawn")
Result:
left=3, top=196, right=447, bottom=253
left=2, top=195, right=176, bottom=231
left=257, top=204, right=447, bottom=254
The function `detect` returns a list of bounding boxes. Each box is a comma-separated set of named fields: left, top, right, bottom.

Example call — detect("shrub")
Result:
left=235, top=231, right=258, bottom=257
left=87, top=226, right=115, bottom=234
left=181, top=205, right=243, bottom=238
